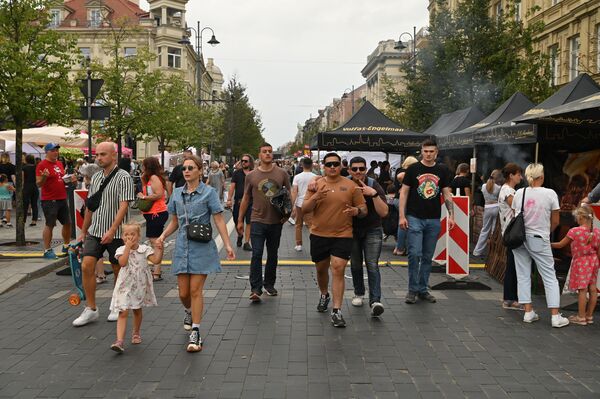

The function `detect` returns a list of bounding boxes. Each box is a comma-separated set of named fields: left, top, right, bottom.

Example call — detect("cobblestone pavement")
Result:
left=0, top=216, right=599, bottom=398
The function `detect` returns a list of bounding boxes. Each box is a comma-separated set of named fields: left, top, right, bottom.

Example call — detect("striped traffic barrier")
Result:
left=447, top=196, right=470, bottom=278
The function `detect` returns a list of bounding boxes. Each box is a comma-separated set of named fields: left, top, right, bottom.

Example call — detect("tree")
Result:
left=385, top=0, right=553, bottom=132
left=0, top=0, right=77, bottom=245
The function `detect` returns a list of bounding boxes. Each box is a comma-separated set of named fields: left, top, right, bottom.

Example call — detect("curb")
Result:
left=0, top=256, right=69, bottom=295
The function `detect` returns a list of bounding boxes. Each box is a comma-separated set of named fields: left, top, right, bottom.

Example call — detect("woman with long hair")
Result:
left=138, top=157, right=169, bottom=281
left=22, top=154, right=39, bottom=226
left=157, top=155, right=234, bottom=352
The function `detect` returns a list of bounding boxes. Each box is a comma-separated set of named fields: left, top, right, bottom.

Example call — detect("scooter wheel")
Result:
left=69, top=294, right=81, bottom=306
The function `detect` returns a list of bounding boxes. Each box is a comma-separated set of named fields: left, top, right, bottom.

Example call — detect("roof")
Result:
left=329, top=100, right=420, bottom=135
left=60, top=0, right=147, bottom=27
left=425, top=106, right=486, bottom=136
left=515, top=91, right=600, bottom=127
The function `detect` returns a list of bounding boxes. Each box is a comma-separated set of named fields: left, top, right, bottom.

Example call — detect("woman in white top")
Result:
left=512, top=163, right=569, bottom=328
left=472, top=169, right=502, bottom=257
left=497, top=163, right=523, bottom=310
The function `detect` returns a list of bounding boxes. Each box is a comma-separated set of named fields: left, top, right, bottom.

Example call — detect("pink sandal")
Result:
left=131, top=334, right=142, bottom=344
left=111, top=340, right=124, bottom=353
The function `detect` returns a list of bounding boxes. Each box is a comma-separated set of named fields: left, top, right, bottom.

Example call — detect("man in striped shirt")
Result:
left=73, top=142, right=136, bottom=326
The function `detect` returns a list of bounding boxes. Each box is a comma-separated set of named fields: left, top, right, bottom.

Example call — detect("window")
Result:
left=79, top=47, right=91, bottom=66
left=124, top=47, right=136, bottom=58
left=157, top=46, right=162, bottom=67
left=569, top=36, right=580, bottom=81
left=495, top=2, right=502, bottom=20
left=552, top=0, right=560, bottom=5
left=49, top=9, right=60, bottom=28
left=515, top=1, right=521, bottom=22
left=167, top=47, right=181, bottom=68
left=550, top=45, right=560, bottom=86
left=89, top=9, right=102, bottom=28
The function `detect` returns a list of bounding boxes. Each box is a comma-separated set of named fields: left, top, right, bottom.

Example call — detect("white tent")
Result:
left=2, top=141, right=44, bottom=164
left=0, top=125, right=89, bottom=147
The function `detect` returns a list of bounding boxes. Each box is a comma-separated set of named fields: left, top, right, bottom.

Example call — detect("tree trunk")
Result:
left=15, top=123, right=25, bottom=246
left=117, top=132, right=122, bottom=162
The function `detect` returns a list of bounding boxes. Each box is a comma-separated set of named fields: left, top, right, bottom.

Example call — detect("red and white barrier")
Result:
left=447, top=196, right=470, bottom=278
left=73, top=190, right=88, bottom=238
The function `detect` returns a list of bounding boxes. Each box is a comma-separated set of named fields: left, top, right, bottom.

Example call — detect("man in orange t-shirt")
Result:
left=303, top=152, right=367, bottom=328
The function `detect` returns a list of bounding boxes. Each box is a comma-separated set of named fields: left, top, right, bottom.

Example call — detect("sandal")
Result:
left=586, top=317, right=594, bottom=324
left=568, top=315, right=587, bottom=326
left=152, top=273, right=163, bottom=282
left=110, top=340, right=124, bottom=353
left=96, top=275, right=107, bottom=284
left=131, top=334, right=142, bottom=344
left=502, top=301, right=524, bottom=311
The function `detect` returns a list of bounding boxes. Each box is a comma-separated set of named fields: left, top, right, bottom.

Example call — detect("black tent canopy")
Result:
left=515, top=91, right=600, bottom=127
left=312, top=101, right=428, bottom=152
left=426, top=106, right=487, bottom=149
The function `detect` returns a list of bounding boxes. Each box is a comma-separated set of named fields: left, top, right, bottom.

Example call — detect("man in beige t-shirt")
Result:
left=303, top=152, right=367, bottom=328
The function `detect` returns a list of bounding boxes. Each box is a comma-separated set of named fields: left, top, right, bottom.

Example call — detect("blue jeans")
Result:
left=395, top=225, right=407, bottom=251
left=407, top=216, right=441, bottom=294
left=350, top=227, right=383, bottom=304
left=250, top=222, right=283, bottom=293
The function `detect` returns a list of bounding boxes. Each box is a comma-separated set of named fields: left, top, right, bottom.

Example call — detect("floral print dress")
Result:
left=567, top=226, right=600, bottom=290
left=110, top=244, right=158, bottom=312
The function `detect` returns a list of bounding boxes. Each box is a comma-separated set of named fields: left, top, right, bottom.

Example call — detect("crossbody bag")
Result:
left=182, top=190, right=212, bottom=243
left=86, top=167, right=119, bottom=212
left=502, top=187, right=526, bottom=249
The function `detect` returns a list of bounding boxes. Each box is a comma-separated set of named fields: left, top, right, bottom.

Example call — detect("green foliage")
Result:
left=385, top=0, right=554, bottom=132
left=58, top=147, right=84, bottom=161
left=0, top=0, right=78, bottom=244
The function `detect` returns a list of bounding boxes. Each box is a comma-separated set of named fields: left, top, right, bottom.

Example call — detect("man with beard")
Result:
left=238, top=143, right=291, bottom=302
left=227, top=154, right=254, bottom=251
left=303, top=153, right=367, bottom=327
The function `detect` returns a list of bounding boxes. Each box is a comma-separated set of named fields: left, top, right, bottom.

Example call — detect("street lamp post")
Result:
left=394, top=26, right=417, bottom=70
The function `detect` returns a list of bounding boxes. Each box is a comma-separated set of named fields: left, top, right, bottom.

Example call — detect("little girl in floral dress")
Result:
left=110, top=223, right=163, bottom=353
left=552, top=206, right=600, bottom=326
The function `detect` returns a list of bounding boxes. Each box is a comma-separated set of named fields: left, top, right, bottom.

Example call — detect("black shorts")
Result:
left=232, top=199, right=252, bottom=225
left=310, top=234, right=353, bottom=263
left=143, top=211, right=169, bottom=238
left=41, top=199, right=71, bottom=227
left=82, top=235, right=124, bottom=265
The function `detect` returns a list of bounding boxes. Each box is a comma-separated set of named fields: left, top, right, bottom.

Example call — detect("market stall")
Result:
left=0, top=125, right=88, bottom=147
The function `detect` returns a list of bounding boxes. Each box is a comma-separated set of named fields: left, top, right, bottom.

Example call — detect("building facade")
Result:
left=50, top=0, right=224, bottom=159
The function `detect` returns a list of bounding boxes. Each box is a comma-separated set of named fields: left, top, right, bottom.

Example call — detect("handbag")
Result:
left=270, top=186, right=292, bottom=218
left=182, top=190, right=212, bottom=243
left=502, top=187, right=526, bottom=249
left=136, top=184, right=155, bottom=212
left=86, top=167, right=119, bottom=212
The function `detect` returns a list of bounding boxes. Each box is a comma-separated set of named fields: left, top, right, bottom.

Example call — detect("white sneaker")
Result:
left=371, top=302, right=384, bottom=317
left=294, top=245, right=302, bottom=252
left=551, top=313, right=569, bottom=328
left=351, top=296, right=364, bottom=307
left=523, top=310, right=539, bottom=323
left=107, top=309, right=119, bottom=322
left=72, top=307, right=99, bottom=327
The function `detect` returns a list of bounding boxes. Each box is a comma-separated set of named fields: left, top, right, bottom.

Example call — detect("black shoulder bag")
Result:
left=86, top=167, right=119, bottom=212
left=502, top=187, right=526, bottom=249
left=182, top=191, right=213, bottom=243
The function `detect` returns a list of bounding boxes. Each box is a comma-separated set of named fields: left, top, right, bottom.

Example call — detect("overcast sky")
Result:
left=142, top=1, right=429, bottom=148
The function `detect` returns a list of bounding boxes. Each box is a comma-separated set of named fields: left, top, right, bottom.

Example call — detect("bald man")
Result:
left=73, top=142, right=136, bottom=326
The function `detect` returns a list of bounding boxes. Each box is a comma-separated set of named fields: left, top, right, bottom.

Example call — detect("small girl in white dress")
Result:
left=110, top=223, right=163, bottom=353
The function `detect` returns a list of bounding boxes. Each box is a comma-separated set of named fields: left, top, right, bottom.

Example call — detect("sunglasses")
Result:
left=182, top=166, right=197, bottom=171
left=324, top=161, right=341, bottom=168
left=350, top=167, right=366, bottom=172
left=241, top=159, right=250, bottom=163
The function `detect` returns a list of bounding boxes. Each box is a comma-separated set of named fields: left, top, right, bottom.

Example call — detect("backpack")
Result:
left=382, top=204, right=399, bottom=236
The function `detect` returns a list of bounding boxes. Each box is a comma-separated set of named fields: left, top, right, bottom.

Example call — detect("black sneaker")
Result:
left=243, top=242, right=252, bottom=251
left=183, top=310, right=192, bottom=331
left=249, top=291, right=262, bottom=303
left=264, top=287, right=278, bottom=296
left=331, top=311, right=346, bottom=328
left=418, top=291, right=437, bottom=303
left=317, top=293, right=330, bottom=312
left=186, top=328, right=202, bottom=352
left=236, top=236, right=243, bottom=247
left=370, top=302, right=384, bottom=317
left=405, top=292, right=417, bottom=304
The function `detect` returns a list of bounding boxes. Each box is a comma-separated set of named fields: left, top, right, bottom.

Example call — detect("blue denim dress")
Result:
left=168, top=183, right=224, bottom=275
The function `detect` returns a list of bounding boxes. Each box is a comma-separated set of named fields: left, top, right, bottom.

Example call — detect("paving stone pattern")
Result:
left=0, top=222, right=599, bottom=398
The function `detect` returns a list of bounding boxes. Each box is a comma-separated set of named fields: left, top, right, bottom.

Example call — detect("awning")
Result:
left=0, top=125, right=89, bottom=147
left=428, top=106, right=487, bottom=149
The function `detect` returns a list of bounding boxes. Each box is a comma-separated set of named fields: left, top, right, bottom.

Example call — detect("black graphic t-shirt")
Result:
left=403, top=162, right=450, bottom=219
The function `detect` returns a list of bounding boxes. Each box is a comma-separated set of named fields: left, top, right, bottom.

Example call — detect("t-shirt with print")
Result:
left=243, top=166, right=291, bottom=224
left=305, top=177, right=366, bottom=238
left=292, top=171, right=317, bottom=207
left=512, top=187, right=559, bottom=240
left=36, top=159, right=67, bottom=200
left=351, top=177, right=386, bottom=233
left=498, top=184, right=515, bottom=235
left=403, top=162, right=450, bottom=219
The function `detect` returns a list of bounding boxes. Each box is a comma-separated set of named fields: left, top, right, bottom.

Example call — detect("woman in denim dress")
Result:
left=158, top=155, right=235, bottom=352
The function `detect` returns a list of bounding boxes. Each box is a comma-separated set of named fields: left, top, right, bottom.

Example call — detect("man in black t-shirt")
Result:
left=226, top=154, right=254, bottom=250
left=398, top=139, right=455, bottom=304
left=167, top=149, right=193, bottom=196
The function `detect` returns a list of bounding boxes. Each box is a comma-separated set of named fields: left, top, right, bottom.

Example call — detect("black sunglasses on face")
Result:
left=241, top=159, right=250, bottom=163
left=182, top=166, right=196, bottom=171
left=324, top=161, right=341, bottom=168
left=350, top=167, right=366, bottom=172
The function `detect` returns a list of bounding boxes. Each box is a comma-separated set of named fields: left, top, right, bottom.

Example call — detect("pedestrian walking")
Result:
left=472, top=169, right=502, bottom=257
left=157, top=155, right=235, bottom=352
left=393, top=156, right=418, bottom=256
left=237, top=143, right=291, bottom=302
left=72, top=142, right=136, bottom=326
left=0, top=153, right=16, bottom=185
left=511, top=163, right=569, bottom=328
left=109, top=223, right=163, bottom=353
left=551, top=206, right=599, bottom=326
left=497, top=163, right=523, bottom=310
left=138, top=157, right=169, bottom=281
left=399, top=139, right=455, bottom=305
left=207, top=161, right=225, bottom=201
left=36, top=143, right=76, bottom=259
left=303, top=152, right=367, bottom=327
left=167, top=149, right=193, bottom=196
left=347, top=156, right=388, bottom=317
left=226, top=154, right=253, bottom=251
left=0, top=175, right=14, bottom=226
left=22, top=154, right=39, bottom=226
left=291, top=157, right=317, bottom=251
